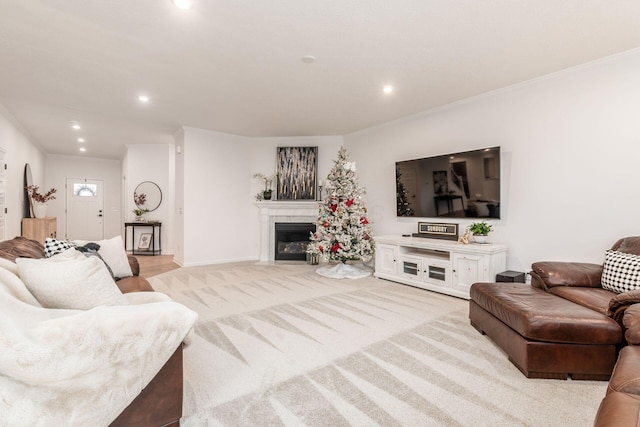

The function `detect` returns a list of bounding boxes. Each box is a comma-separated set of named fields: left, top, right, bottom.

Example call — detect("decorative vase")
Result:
left=33, top=203, right=47, bottom=219
left=135, top=215, right=144, bottom=222
left=263, top=190, right=272, bottom=200
left=474, top=235, right=488, bottom=244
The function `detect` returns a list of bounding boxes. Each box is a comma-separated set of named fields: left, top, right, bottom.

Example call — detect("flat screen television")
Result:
left=396, top=146, right=501, bottom=218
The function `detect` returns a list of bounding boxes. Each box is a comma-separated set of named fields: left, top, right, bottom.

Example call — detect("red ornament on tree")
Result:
left=324, top=221, right=330, bottom=228
left=330, top=204, right=338, bottom=212
left=331, top=242, right=341, bottom=252
left=345, top=199, right=354, bottom=207
left=360, top=217, right=369, bottom=225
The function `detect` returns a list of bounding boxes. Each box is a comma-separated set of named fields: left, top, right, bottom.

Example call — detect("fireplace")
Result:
left=255, top=201, right=318, bottom=261
left=274, top=222, right=316, bottom=261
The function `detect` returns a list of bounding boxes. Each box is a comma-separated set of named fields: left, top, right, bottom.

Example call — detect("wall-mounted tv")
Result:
left=396, top=146, right=501, bottom=219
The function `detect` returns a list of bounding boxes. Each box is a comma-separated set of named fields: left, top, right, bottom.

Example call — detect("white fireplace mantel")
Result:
left=255, top=201, right=319, bottom=261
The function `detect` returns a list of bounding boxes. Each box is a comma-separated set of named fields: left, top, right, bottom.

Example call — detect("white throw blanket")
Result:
left=0, top=264, right=198, bottom=426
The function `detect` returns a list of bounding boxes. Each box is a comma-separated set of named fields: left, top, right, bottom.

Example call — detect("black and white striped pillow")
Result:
left=602, top=250, right=640, bottom=293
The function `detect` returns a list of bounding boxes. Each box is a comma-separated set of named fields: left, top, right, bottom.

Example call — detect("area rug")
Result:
left=149, top=262, right=606, bottom=426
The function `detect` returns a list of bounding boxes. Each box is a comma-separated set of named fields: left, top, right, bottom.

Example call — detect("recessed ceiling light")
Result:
left=79, top=147, right=86, bottom=152
left=71, top=123, right=81, bottom=130
left=301, top=55, right=316, bottom=64
left=138, top=95, right=150, bottom=103
left=383, top=85, right=394, bottom=94
left=172, top=0, right=193, bottom=10
left=77, top=138, right=85, bottom=143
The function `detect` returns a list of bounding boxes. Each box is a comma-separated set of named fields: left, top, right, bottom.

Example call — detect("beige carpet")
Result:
left=149, top=262, right=606, bottom=426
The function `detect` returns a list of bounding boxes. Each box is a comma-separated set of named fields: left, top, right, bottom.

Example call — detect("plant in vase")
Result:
left=253, top=173, right=275, bottom=200
left=468, top=220, right=493, bottom=244
left=133, top=192, right=149, bottom=221
left=26, top=185, right=57, bottom=218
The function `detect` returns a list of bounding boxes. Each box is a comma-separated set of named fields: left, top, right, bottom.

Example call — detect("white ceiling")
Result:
left=2, top=0, right=640, bottom=159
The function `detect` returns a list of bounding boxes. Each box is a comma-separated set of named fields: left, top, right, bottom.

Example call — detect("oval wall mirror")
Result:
left=134, top=181, right=162, bottom=212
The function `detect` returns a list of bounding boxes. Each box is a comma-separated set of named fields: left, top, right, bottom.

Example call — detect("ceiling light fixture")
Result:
left=71, top=123, right=81, bottom=130
left=383, top=85, right=394, bottom=94
left=79, top=147, right=86, bottom=152
left=138, top=95, right=150, bottom=103
left=77, top=138, right=85, bottom=143
left=301, top=55, right=316, bottom=64
left=172, top=0, right=193, bottom=10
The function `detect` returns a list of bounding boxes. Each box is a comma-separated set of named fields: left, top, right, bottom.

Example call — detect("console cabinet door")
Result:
left=398, top=255, right=423, bottom=281
left=423, top=260, right=451, bottom=289
left=452, top=253, right=485, bottom=293
left=375, top=243, right=398, bottom=275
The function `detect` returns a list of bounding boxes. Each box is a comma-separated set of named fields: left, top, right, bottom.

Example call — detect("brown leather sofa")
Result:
left=593, top=304, right=640, bottom=426
left=0, top=236, right=183, bottom=427
left=470, top=236, right=640, bottom=381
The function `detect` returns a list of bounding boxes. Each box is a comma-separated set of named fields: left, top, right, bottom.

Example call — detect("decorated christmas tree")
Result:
left=308, top=146, right=374, bottom=272
left=396, top=170, right=414, bottom=216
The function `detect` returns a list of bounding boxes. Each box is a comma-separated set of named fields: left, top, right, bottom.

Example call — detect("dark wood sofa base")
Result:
left=110, top=344, right=183, bottom=427
left=470, top=301, right=616, bottom=380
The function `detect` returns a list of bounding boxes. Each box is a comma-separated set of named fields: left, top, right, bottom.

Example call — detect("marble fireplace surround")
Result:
left=255, top=201, right=319, bottom=262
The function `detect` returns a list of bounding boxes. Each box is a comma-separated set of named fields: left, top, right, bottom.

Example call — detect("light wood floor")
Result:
left=135, top=254, right=181, bottom=278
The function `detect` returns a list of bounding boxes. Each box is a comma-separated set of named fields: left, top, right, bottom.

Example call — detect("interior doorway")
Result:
left=66, top=178, right=104, bottom=240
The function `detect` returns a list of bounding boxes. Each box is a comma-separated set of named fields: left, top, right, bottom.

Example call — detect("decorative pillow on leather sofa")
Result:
left=602, top=250, right=640, bottom=293
left=73, top=236, right=133, bottom=279
left=16, top=248, right=127, bottom=310
left=75, top=242, right=116, bottom=280
left=44, top=237, right=76, bottom=258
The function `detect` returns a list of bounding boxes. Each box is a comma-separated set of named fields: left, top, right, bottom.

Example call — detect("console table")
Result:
left=433, top=194, right=464, bottom=216
left=375, top=235, right=507, bottom=300
left=124, top=221, right=162, bottom=256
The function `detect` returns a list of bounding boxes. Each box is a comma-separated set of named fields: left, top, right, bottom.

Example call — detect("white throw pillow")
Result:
left=75, top=235, right=133, bottom=278
left=16, top=249, right=127, bottom=310
left=601, top=250, right=640, bottom=294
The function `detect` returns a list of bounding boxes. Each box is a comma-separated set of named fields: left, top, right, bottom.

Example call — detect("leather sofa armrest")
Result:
left=128, top=255, right=140, bottom=277
left=110, top=344, right=183, bottom=426
left=608, top=289, right=640, bottom=328
left=623, top=304, right=640, bottom=344
left=530, top=261, right=602, bottom=291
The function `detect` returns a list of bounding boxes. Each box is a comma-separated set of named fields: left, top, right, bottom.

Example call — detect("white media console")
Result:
left=374, top=235, right=507, bottom=300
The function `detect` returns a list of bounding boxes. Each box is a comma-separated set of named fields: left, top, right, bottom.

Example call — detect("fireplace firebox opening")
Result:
left=274, top=222, right=316, bottom=261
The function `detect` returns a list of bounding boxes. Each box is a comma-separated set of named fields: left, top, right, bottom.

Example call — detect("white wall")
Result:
left=345, top=49, right=640, bottom=272
left=174, top=130, right=185, bottom=264
left=180, top=127, right=253, bottom=266
left=45, top=154, right=122, bottom=240
left=0, top=105, right=46, bottom=239
left=124, top=144, right=175, bottom=254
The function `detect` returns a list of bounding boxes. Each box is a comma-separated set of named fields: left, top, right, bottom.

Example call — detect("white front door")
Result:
left=66, top=178, right=104, bottom=240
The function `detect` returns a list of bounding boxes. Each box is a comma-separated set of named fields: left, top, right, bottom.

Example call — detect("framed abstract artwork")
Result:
left=276, top=146, right=317, bottom=200
left=138, top=233, right=153, bottom=250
